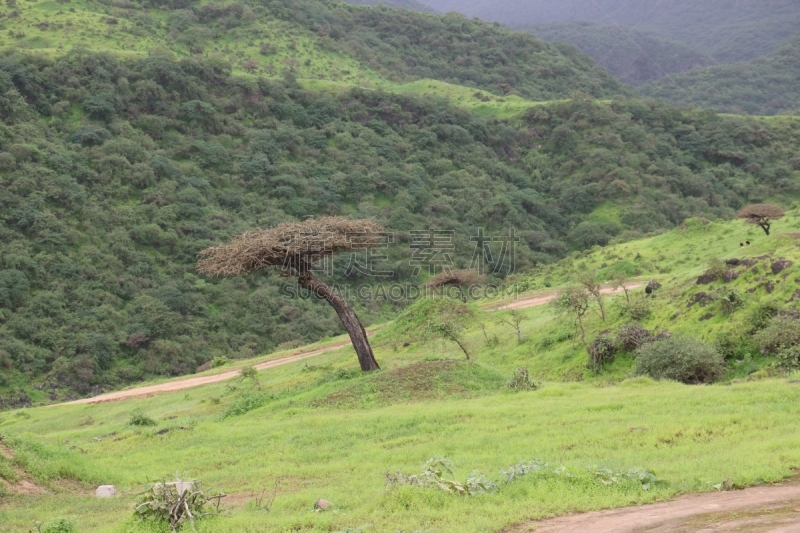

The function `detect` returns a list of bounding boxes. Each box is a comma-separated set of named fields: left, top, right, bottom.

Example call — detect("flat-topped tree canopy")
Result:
left=197, top=216, right=385, bottom=372
left=427, top=269, right=482, bottom=302
left=197, top=217, right=385, bottom=277
left=737, top=204, right=785, bottom=235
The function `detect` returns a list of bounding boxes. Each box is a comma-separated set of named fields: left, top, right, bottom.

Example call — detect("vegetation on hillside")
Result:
left=1, top=47, right=800, bottom=401
left=0, top=0, right=623, bottom=101
left=428, top=0, right=800, bottom=64
left=525, top=21, right=712, bottom=85
left=641, top=33, right=800, bottom=116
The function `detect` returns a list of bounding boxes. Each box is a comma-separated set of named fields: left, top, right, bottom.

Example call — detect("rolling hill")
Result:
left=427, top=0, right=800, bottom=64
left=4, top=211, right=800, bottom=531
left=641, top=32, right=800, bottom=116
left=525, top=21, right=713, bottom=85
left=0, top=0, right=799, bottom=403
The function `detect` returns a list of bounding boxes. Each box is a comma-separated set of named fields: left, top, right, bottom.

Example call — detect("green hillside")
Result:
left=3, top=44, right=800, bottom=403
left=343, top=0, right=435, bottom=12
left=3, top=214, right=800, bottom=531
left=525, top=21, right=713, bottom=85
left=641, top=33, right=800, bottom=116
left=0, top=0, right=623, bottom=100
left=427, top=0, right=800, bottom=64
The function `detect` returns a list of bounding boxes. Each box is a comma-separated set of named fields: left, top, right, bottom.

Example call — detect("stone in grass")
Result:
left=772, top=260, right=793, bottom=275
left=314, top=498, right=333, bottom=511
left=95, top=485, right=117, bottom=498
left=645, top=279, right=662, bottom=294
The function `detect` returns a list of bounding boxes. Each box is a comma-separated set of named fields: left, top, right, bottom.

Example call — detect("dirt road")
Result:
left=60, top=283, right=642, bottom=406
left=508, top=480, right=800, bottom=532
left=61, top=341, right=351, bottom=406
left=495, top=283, right=644, bottom=310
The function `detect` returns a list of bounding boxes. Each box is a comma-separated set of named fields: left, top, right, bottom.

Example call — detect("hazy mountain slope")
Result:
left=342, top=0, right=436, bottom=12
left=525, top=21, right=713, bottom=85
left=641, top=33, right=800, bottom=115
left=427, top=0, right=800, bottom=64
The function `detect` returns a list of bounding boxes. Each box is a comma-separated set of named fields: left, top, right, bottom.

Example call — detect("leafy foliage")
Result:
left=220, top=391, right=275, bottom=420
left=587, top=336, right=616, bottom=371
left=642, top=34, right=800, bottom=115
left=2, top=36, right=800, bottom=397
left=428, top=0, right=800, bottom=63
left=128, top=409, right=157, bottom=427
left=752, top=316, right=800, bottom=355
left=386, top=456, right=496, bottom=496
left=526, top=22, right=712, bottom=85
left=635, top=336, right=726, bottom=384
left=507, top=367, right=538, bottom=390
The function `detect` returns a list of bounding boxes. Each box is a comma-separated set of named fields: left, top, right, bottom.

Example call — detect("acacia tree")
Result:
left=197, top=217, right=383, bottom=371
left=427, top=270, right=481, bottom=303
left=552, top=286, right=591, bottom=346
left=737, top=204, right=785, bottom=236
left=578, top=271, right=606, bottom=321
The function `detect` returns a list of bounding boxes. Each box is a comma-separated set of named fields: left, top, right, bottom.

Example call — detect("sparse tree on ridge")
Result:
left=197, top=217, right=383, bottom=371
left=737, top=204, right=785, bottom=236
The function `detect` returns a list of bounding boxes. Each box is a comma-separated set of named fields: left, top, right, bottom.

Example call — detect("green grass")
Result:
left=3, top=210, right=800, bottom=531
left=2, top=371, right=800, bottom=532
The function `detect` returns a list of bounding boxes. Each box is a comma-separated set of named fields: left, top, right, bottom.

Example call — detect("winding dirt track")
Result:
left=60, top=283, right=643, bottom=406
left=508, top=480, right=800, bottom=532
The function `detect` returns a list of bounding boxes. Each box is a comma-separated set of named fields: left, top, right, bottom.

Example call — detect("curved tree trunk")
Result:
left=298, top=274, right=380, bottom=372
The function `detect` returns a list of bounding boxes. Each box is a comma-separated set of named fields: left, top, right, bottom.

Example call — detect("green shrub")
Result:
left=220, top=391, right=274, bottom=420
left=128, top=409, right=157, bottom=427
left=616, top=323, right=652, bottom=352
left=775, top=345, right=800, bottom=370
left=716, top=330, right=758, bottom=361
left=507, top=367, right=538, bottom=390
left=748, top=302, right=780, bottom=332
left=635, top=336, right=726, bottom=384
left=621, top=296, right=652, bottom=321
left=38, top=517, right=76, bottom=533
left=587, top=336, right=616, bottom=371
left=752, top=316, right=800, bottom=355
left=211, top=356, right=230, bottom=368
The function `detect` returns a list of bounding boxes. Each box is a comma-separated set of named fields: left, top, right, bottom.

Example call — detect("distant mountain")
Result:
left=427, top=0, right=800, bottom=64
left=526, top=21, right=713, bottom=85
left=342, top=0, right=436, bottom=12
left=641, top=33, right=800, bottom=115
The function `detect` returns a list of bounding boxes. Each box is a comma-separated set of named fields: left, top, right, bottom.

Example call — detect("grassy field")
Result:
left=3, top=212, right=800, bottom=531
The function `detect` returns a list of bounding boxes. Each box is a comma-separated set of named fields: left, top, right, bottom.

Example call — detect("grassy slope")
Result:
left=0, top=0, right=571, bottom=121
left=3, top=214, right=800, bottom=531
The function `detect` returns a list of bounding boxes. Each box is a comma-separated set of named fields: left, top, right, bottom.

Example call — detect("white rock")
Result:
left=95, top=485, right=117, bottom=498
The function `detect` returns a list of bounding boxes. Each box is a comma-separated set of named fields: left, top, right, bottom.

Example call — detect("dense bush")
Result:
left=635, top=336, right=726, bottom=384
left=615, top=324, right=652, bottom=352
left=752, top=316, right=800, bottom=355
left=587, top=336, right=616, bottom=371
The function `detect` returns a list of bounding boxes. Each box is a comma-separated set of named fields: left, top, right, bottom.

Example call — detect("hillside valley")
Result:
left=2, top=1, right=800, bottom=532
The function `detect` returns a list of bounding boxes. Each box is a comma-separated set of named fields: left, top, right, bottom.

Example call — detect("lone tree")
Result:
left=427, top=270, right=481, bottom=303
left=737, top=204, right=785, bottom=236
left=197, top=217, right=383, bottom=371
left=552, top=286, right=591, bottom=346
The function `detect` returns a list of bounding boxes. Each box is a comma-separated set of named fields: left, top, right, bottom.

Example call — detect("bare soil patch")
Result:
left=507, top=479, right=800, bottom=533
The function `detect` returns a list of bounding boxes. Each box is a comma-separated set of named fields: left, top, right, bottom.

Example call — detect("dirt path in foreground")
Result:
left=60, top=284, right=643, bottom=406
left=507, top=481, right=800, bottom=533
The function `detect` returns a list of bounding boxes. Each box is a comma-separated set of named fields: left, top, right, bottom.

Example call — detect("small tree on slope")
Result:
left=197, top=217, right=383, bottom=371
left=737, top=204, right=785, bottom=236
